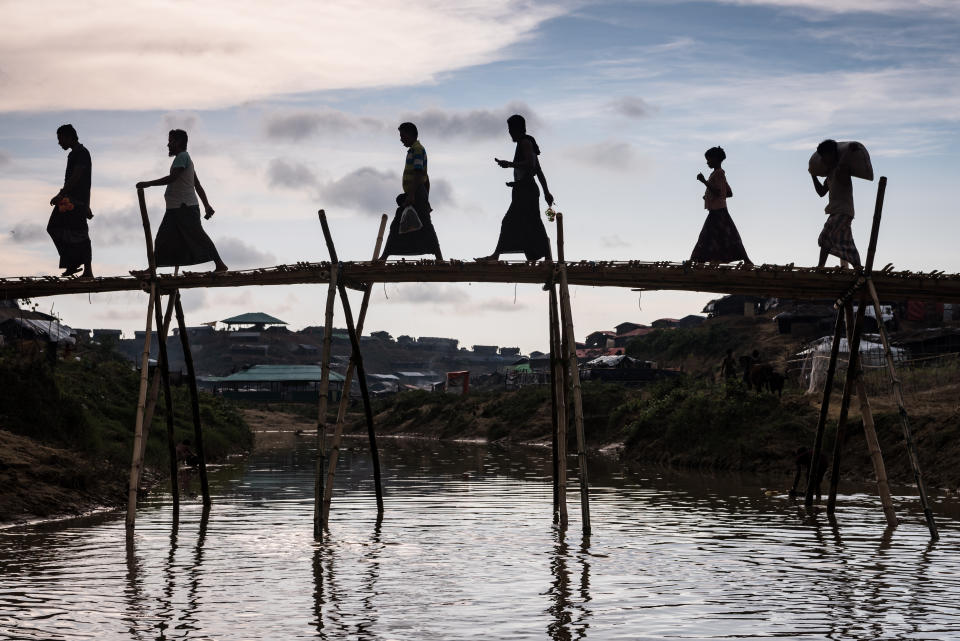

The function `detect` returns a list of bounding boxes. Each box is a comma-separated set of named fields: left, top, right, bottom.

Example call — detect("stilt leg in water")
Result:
left=315, top=262, right=339, bottom=539
left=153, top=292, right=179, bottom=518
left=175, top=293, right=210, bottom=507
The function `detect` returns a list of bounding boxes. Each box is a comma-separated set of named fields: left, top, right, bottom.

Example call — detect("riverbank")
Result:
left=243, top=379, right=960, bottom=492
left=0, top=353, right=252, bottom=524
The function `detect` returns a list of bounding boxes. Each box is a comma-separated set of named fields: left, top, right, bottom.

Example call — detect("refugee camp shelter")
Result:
left=208, top=364, right=344, bottom=402
left=221, top=312, right=287, bottom=331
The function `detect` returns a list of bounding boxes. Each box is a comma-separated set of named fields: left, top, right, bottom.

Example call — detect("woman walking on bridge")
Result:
left=476, top=114, right=553, bottom=263
left=136, top=129, right=228, bottom=273
left=690, top=146, right=752, bottom=265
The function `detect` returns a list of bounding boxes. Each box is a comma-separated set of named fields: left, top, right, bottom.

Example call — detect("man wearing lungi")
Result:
left=48, top=124, right=94, bottom=278
left=810, top=139, right=861, bottom=268
left=136, top=129, right=228, bottom=272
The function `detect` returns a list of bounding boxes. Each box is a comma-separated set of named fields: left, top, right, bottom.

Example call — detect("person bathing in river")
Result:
left=380, top=122, right=443, bottom=261
left=48, top=124, right=94, bottom=278
left=811, top=139, right=861, bottom=269
left=476, top=114, right=554, bottom=263
left=135, top=129, right=228, bottom=273
left=690, top=146, right=751, bottom=265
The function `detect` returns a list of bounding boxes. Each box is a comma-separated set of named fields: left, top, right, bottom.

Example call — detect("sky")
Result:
left=2, top=0, right=959, bottom=352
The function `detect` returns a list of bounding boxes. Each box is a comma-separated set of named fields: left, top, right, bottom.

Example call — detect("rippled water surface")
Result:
left=2, top=435, right=960, bottom=640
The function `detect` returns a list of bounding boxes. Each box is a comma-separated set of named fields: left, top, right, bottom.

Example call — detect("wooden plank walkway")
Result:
left=2, top=260, right=959, bottom=302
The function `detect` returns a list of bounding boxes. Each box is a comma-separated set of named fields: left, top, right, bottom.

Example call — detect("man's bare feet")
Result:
left=129, top=268, right=150, bottom=278
left=474, top=255, right=499, bottom=263
left=61, top=266, right=82, bottom=277
left=213, top=262, right=229, bottom=273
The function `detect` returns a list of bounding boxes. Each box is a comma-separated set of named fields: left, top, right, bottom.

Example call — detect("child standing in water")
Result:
left=690, top=147, right=752, bottom=264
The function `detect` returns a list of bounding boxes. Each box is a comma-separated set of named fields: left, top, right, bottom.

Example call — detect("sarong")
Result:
left=493, top=179, right=550, bottom=261
left=46, top=205, right=91, bottom=270
left=382, top=186, right=441, bottom=257
left=690, top=208, right=751, bottom=264
left=818, top=213, right=860, bottom=266
left=154, top=204, right=222, bottom=267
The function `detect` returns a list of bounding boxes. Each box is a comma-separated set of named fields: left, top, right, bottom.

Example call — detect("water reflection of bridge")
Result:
left=7, top=178, right=943, bottom=540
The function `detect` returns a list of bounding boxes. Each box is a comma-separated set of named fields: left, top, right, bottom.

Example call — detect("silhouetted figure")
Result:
left=789, top=447, right=829, bottom=499
left=135, top=129, right=227, bottom=272
left=690, top=147, right=751, bottom=264
left=380, top=122, right=443, bottom=261
left=811, top=139, right=861, bottom=268
left=176, top=438, right=199, bottom=468
left=476, top=114, right=553, bottom=262
left=720, top=348, right=737, bottom=380
left=48, top=124, right=93, bottom=278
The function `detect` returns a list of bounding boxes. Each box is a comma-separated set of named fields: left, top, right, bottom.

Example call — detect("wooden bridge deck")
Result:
left=2, top=260, right=959, bottom=302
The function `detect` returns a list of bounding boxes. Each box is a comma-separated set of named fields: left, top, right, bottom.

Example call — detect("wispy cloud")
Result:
left=714, top=0, right=960, bottom=15
left=0, top=151, right=10, bottom=167
left=567, top=140, right=648, bottom=172
left=386, top=283, right=470, bottom=304
left=264, top=102, right=542, bottom=143
left=601, top=235, right=631, bottom=248
left=8, top=223, right=47, bottom=244
left=608, top=96, right=656, bottom=119
left=216, top=237, right=277, bottom=268
left=0, top=2, right=565, bottom=111
left=267, top=158, right=318, bottom=190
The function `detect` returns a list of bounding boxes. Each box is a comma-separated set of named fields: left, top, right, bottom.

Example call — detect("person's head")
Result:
left=726, top=348, right=733, bottom=356
left=168, top=129, right=188, bottom=156
left=816, top=139, right=839, bottom=169
left=507, top=114, right=526, bottom=142
left=705, top=146, right=726, bottom=169
left=56, top=124, right=78, bottom=150
left=398, top=122, right=418, bottom=147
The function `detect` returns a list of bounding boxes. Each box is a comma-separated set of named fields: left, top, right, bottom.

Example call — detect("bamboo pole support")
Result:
left=549, top=284, right=568, bottom=525
left=805, top=308, right=844, bottom=506
left=827, top=177, right=897, bottom=527
left=555, top=213, right=590, bottom=534
left=318, top=211, right=384, bottom=513
left=548, top=285, right=560, bottom=519
left=314, top=261, right=339, bottom=539
left=153, top=292, right=179, bottom=518
left=137, top=289, right=178, bottom=490
left=867, top=279, right=938, bottom=539
left=322, top=215, right=387, bottom=528
left=175, top=293, right=210, bottom=507
left=127, top=187, right=158, bottom=529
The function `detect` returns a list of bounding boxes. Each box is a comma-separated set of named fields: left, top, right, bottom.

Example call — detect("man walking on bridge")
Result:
left=136, top=129, right=228, bottom=272
left=379, top=122, right=443, bottom=262
left=48, top=124, right=94, bottom=278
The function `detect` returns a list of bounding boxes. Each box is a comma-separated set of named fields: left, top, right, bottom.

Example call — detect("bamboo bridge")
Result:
left=4, top=259, right=960, bottom=302
left=9, top=178, right=947, bottom=542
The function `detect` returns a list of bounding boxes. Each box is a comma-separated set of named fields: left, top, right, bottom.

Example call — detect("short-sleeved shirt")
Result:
left=164, top=151, right=199, bottom=209
left=64, top=144, right=92, bottom=206
left=824, top=165, right=854, bottom=218
left=703, top=168, right=728, bottom=210
left=402, top=141, right=427, bottom=194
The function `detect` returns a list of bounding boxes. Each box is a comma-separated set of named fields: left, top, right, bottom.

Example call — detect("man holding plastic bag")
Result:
left=809, top=139, right=873, bottom=268
left=379, top=122, right=443, bottom=261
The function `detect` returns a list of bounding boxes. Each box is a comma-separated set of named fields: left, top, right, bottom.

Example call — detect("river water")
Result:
left=2, top=435, right=959, bottom=640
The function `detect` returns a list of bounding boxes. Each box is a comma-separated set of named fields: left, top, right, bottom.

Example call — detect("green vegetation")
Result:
left=626, top=324, right=739, bottom=367
left=619, top=378, right=816, bottom=470
left=0, top=348, right=252, bottom=471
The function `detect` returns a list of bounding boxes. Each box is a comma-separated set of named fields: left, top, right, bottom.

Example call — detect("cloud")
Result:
left=601, top=235, right=630, bottom=248
left=215, top=237, right=277, bottom=268
left=568, top=140, right=647, bottom=172
left=386, top=283, right=470, bottom=304
left=267, top=158, right=318, bottom=189
left=608, top=96, right=655, bottom=119
left=713, top=0, right=960, bottom=15
left=319, top=167, right=455, bottom=215
left=402, top=102, right=543, bottom=139
left=471, top=298, right=528, bottom=312
left=0, top=151, right=10, bottom=167
left=265, top=111, right=386, bottom=142
left=0, top=2, right=563, bottom=111
left=8, top=223, right=47, bottom=244
left=264, top=101, right=541, bottom=142
left=163, top=113, right=199, bottom=132
left=178, top=289, right=207, bottom=313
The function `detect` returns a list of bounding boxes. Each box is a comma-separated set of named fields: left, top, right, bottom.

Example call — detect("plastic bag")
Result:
left=399, top=205, right=422, bottom=234
left=808, top=141, right=874, bottom=180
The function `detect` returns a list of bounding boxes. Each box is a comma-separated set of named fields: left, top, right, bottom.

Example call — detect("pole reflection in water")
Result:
left=2, top=438, right=960, bottom=640
left=546, top=524, right=591, bottom=640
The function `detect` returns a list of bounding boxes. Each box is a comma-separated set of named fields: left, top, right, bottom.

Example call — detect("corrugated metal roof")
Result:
left=221, top=312, right=287, bottom=325
left=215, top=364, right=344, bottom=383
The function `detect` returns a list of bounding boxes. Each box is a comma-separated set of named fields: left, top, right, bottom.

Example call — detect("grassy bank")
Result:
left=0, top=349, right=252, bottom=522
left=354, top=378, right=960, bottom=490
